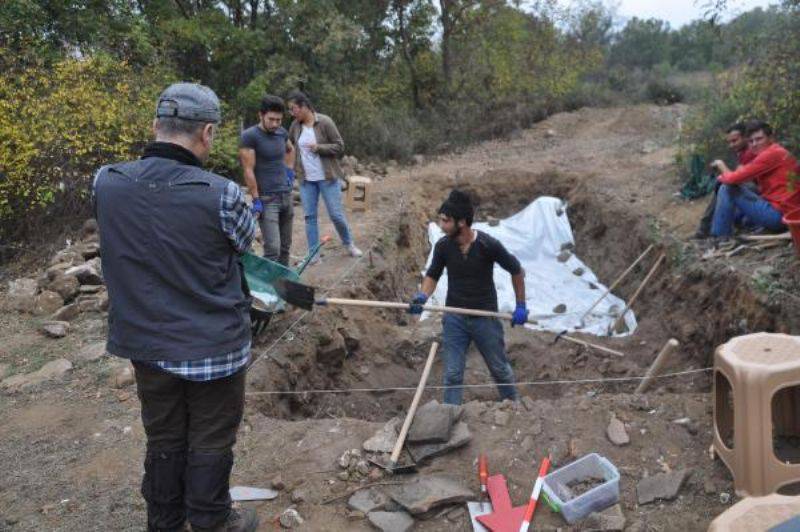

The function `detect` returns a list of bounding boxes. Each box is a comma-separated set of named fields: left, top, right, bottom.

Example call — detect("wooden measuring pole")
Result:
left=579, top=244, right=655, bottom=323
left=610, top=253, right=666, bottom=335
left=635, top=338, right=680, bottom=394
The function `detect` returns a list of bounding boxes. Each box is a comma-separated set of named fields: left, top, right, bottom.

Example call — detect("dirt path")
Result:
left=2, top=104, right=799, bottom=531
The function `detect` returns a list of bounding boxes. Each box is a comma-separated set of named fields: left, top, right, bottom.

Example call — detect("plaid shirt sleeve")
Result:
left=220, top=181, right=256, bottom=254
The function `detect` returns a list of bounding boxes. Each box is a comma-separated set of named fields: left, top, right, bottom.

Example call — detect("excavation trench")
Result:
left=247, top=168, right=792, bottom=421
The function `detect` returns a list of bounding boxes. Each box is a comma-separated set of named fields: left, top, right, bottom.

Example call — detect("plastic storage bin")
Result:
left=541, top=453, right=620, bottom=524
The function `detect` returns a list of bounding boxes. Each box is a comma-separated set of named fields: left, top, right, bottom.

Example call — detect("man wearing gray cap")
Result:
left=93, top=83, right=259, bottom=532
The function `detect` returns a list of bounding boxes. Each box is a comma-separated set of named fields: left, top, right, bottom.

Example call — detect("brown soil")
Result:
left=2, top=104, right=800, bottom=531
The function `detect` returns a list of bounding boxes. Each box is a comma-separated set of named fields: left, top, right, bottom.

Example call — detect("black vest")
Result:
left=95, top=157, right=251, bottom=361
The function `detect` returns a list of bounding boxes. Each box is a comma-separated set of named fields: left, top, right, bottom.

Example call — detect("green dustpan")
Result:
left=242, top=238, right=327, bottom=312
left=242, top=253, right=301, bottom=312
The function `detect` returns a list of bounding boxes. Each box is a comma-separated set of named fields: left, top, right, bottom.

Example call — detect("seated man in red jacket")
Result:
left=709, top=120, right=797, bottom=238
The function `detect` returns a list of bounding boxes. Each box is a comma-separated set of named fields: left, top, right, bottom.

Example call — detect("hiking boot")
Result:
left=192, top=508, right=259, bottom=532
left=347, top=244, right=363, bottom=258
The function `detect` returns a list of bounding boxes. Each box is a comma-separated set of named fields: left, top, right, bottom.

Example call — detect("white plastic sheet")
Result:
left=422, top=197, right=637, bottom=336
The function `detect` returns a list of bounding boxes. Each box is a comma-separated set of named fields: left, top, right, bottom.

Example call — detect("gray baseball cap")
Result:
left=155, top=82, right=221, bottom=124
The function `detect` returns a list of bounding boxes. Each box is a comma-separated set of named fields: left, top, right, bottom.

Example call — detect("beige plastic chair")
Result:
left=708, top=494, right=800, bottom=531
left=713, top=333, right=800, bottom=497
left=344, top=175, right=372, bottom=211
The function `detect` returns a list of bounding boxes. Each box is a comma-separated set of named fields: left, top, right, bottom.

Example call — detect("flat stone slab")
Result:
left=229, top=486, right=278, bottom=501
left=388, top=475, right=473, bottom=515
left=636, top=469, right=691, bottom=505
left=348, top=488, right=389, bottom=514
left=408, top=421, right=472, bottom=462
left=407, top=400, right=461, bottom=443
left=364, top=417, right=400, bottom=453
left=367, top=511, right=414, bottom=532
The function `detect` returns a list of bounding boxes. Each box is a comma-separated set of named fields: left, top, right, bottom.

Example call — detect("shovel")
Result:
left=271, top=278, right=626, bottom=357
left=370, top=341, right=439, bottom=474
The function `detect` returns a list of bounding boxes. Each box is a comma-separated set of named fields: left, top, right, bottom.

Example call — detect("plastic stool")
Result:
left=344, top=175, right=372, bottom=211
left=713, top=333, right=800, bottom=497
left=708, top=494, right=800, bottom=531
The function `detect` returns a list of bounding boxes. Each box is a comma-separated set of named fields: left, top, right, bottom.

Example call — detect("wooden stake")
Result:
left=389, top=341, right=438, bottom=468
left=579, top=244, right=655, bottom=324
left=610, top=253, right=666, bottom=335
left=635, top=338, right=680, bottom=394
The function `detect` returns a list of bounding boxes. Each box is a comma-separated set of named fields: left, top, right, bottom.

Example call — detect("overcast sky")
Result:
left=606, top=0, right=777, bottom=28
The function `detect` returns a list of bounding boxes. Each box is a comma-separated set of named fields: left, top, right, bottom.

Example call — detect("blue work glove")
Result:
left=285, top=166, right=296, bottom=188
left=251, top=198, right=263, bottom=216
left=408, top=291, right=428, bottom=314
left=511, top=302, right=529, bottom=327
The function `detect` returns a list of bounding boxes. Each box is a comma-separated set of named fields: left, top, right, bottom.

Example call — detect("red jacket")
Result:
left=719, top=143, right=798, bottom=212
left=737, top=148, right=756, bottom=166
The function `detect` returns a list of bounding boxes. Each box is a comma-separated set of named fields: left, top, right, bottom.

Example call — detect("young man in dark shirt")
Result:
left=409, top=190, right=528, bottom=405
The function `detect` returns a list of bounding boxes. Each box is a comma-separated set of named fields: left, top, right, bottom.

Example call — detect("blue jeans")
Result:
left=441, top=314, right=518, bottom=405
left=711, top=184, right=785, bottom=237
left=299, top=179, right=353, bottom=250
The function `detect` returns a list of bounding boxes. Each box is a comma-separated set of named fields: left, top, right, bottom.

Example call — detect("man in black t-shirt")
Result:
left=409, top=190, right=528, bottom=405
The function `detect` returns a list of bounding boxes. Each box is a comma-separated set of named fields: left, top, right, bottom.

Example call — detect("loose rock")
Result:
left=73, top=341, right=107, bottom=362
left=1, top=359, right=73, bottom=391
left=51, top=303, right=80, bottom=322
left=407, top=400, right=461, bottom=443
left=494, top=410, right=511, bottom=426
left=64, top=263, right=103, bottom=285
left=279, top=508, right=304, bottom=529
left=8, top=278, right=38, bottom=313
left=33, top=291, right=64, bottom=316
left=110, top=365, right=135, bottom=389
left=636, top=469, right=691, bottom=505
left=557, top=250, right=571, bottom=263
left=364, top=417, right=401, bottom=453
left=41, top=321, right=70, bottom=338
left=290, top=489, right=306, bottom=504
left=553, top=303, right=567, bottom=314
left=367, top=511, right=414, bottom=532
left=48, top=275, right=80, bottom=302
left=606, top=415, right=630, bottom=446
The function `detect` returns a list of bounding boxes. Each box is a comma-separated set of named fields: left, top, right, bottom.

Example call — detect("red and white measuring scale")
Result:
left=519, top=456, right=551, bottom=532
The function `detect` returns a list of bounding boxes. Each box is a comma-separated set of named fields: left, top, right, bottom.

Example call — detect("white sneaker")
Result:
left=347, top=244, right=363, bottom=258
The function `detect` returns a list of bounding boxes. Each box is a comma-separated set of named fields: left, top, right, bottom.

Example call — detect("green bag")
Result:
left=680, top=154, right=717, bottom=200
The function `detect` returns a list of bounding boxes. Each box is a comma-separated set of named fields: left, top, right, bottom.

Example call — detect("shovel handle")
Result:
left=390, top=341, right=439, bottom=467
left=320, top=298, right=527, bottom=322
left=320, top=298, right=625, bottom=356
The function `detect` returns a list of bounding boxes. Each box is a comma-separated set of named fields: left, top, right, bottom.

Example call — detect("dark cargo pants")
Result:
left=133, top=362, right=246, bottom=531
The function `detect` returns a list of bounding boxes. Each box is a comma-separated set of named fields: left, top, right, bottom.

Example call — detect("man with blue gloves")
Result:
left=240, top=94, right=295, bottom=266
left=409, top=189, right=527, bottom=405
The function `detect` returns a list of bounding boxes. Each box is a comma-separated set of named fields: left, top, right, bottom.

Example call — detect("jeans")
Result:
left=258, top=191, right=293, bottom=266
left=299, top=179, right=353, bottom=250
left=440, top=314, right=519, bottom=405
left=696, top=182, right=759, bottom=237
left=133, top=362, right=246, bottom=531
left=711, top=184, right=785, bottom=237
